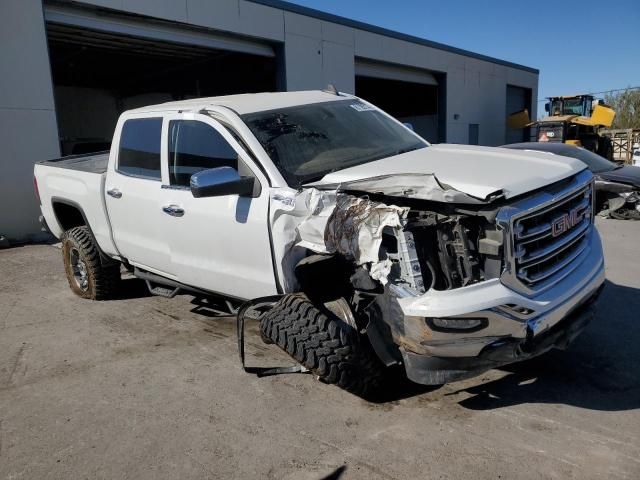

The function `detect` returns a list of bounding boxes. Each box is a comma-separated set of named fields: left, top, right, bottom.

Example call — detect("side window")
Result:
left=168, top=120, right=238, bottom=186
left=118, top=118, right=163, bottom=179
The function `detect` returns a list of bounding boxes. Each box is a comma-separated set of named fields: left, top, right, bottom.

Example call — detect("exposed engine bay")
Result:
left=269, top=177, right=504, bottom=298
left=381, top=210, right=503, bottom=294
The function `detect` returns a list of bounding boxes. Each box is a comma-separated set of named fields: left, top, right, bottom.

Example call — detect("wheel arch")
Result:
left=52, top=197, right=117, bottom=264
left=51, top=197, right=91, bottom=231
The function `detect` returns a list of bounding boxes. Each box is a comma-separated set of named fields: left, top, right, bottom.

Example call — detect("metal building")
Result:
left=0, top=0, right=538, bottom=241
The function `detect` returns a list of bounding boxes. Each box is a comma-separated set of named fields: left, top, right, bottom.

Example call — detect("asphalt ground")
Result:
left=1, top=217, right=638, bottom=479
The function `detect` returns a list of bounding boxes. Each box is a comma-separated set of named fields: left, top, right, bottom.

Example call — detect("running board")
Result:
left=133, top=267, right=205, bottom=298
left=145, top=280, right=180, bottom=298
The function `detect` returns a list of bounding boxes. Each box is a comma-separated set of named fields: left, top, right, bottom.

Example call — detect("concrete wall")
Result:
left=2, top=0, right=538, bottom=240
left=0, top=0, right=59, bottom=242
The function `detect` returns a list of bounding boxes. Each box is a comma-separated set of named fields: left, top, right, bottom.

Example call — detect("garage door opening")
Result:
left=47, top=24, right=277, bottom=155
left=355, top=60, right=442, bottom=143
left=505, top=85, right=532, bottom=144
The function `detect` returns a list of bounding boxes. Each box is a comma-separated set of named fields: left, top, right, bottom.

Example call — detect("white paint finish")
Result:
left=122, top=0, right=187, bottom=22
left=33, top=163, right=119, bottom=256
left=160, top=113, right=276, bottom=298
left=0, top=0, right=56, bottom=110
left=284, top=34, right=324, bottom=91
left=186, top=0, right=240, bottom=31
left=284, top=11, right=321, bottom=38
left=314, top=143, right=585, bottom=200
left=129, top=90, right=347, bottom=115
left=102, top=112, right=171, bottom=273
left=322, top=41, right=355, bottom=94
left=1, top=109, right=59, bottom=240
left=238, top=0, right=284, bottom=41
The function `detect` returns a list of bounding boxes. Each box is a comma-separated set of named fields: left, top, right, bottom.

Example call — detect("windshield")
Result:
left=550, top=98, right=588, bottom=116
left=242, top=99, right=427, bottom=186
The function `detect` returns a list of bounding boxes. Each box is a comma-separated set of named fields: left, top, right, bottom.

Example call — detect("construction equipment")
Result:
left=508, top=94, right=616, bottom=159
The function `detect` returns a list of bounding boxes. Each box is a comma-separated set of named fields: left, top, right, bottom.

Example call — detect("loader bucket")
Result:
left=507, top=109, right=531, bottom=129
left=590, top=104, right=615, bottom=127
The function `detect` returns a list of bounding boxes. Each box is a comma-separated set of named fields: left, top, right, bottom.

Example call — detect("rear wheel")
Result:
left=61, top=226, right=120, bottom=300
left=259, top=293, right=385, bottom=397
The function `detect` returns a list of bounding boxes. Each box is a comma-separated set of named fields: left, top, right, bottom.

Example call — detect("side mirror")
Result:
left=403, top=122, right=415, bottom=131
left=190, top=166, right=255, bottom=198
left=544, top=102, right=550, bottom=113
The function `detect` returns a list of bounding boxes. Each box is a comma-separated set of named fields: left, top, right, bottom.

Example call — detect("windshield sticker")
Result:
left=350, top=103, right=376, bottom=112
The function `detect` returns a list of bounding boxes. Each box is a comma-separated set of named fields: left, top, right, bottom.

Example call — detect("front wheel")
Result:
left=259, top=293, right=386, bottom=397
left=61, top=226, right=121, bottom=300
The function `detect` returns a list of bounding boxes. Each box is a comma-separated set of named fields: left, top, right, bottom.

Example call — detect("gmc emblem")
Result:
left=551, top=204, right=590, bottom=237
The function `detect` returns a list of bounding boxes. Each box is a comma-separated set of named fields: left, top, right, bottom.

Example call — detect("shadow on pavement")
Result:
left=111, top=277, right=151, bottom=300
left=108, top=276, right=639, bottom=410
left=452, top=280, right=640, bottom=411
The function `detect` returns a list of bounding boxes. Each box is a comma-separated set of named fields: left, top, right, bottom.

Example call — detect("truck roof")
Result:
left=127, top=90, right=348, bottom=116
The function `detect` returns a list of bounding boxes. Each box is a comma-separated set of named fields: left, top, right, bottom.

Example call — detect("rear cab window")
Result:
left=117, top=118, right=163, bottom=180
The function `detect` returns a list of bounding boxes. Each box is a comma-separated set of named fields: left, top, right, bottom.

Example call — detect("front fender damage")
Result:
left=268, top=173, right=490, bottom=291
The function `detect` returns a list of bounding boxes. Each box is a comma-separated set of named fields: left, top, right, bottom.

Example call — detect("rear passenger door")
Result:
left=105, top=114, right=174, bottom=277
left=159, top=113, right=276, bottom=299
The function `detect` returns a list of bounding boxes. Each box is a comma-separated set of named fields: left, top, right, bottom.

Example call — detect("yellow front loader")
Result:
left=508, top=94, right=616, bottom=159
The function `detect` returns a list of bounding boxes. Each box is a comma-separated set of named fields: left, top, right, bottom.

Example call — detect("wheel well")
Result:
left=295, top=254, right=355, bottom=302
left=53, top=202, right=86, bottom=231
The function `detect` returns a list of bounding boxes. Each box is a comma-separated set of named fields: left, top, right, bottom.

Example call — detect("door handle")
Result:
left=107, top=188, right=122, bottom=199
left=162, top=205, right=184, bottom=217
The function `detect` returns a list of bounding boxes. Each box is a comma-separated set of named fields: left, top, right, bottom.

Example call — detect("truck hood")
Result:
left=310, top=143, right=586, bottom=202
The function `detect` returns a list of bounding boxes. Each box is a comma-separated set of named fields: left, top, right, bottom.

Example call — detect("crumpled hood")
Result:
left=311, top=143, right=586, bottom=201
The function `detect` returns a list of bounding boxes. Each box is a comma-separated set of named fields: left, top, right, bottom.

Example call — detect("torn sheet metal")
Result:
left=270, top=187, right=408, bottom=291
left=323, top=194, right=407, bottom=264
left=270, top=172, right=490, bottom=291
left=314, top=173, right=490, bottom=204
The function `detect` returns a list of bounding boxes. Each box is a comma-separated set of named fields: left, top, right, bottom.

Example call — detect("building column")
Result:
left=0, top=0, right=59, bottom=242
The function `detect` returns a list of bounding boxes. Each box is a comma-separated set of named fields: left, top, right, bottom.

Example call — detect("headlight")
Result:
left=427, top=317, right=487, bottom=332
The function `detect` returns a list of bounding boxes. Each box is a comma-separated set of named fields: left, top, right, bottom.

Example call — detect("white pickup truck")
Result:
left=35, top=90, right=605, bottom=396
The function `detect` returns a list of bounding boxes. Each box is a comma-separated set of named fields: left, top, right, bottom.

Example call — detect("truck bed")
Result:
left=38, top=151, right=110, bottom=174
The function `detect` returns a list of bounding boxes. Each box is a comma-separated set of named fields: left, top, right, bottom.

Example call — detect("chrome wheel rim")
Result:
left=69, top=247, right=89, bottom=291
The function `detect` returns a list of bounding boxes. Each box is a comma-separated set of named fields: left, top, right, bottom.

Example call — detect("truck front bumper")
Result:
left=388, top=228, right=606, bottom=385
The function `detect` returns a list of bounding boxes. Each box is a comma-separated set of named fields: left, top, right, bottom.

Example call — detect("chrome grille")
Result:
left=512, top=179, right=593, bottom=288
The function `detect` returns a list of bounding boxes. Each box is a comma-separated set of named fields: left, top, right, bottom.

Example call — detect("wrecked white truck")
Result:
left=34, top=90, right=605, bottom=396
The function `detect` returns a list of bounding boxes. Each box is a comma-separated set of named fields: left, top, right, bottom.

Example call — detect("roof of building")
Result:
left=129, top=90, right=349, bottom=115
left=249, top=0, right=539, bottom=74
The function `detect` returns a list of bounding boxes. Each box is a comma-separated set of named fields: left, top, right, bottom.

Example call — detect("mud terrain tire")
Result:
left=61, top=226, right=120, bottom=300
left=259, top=293, right=385, bottom=397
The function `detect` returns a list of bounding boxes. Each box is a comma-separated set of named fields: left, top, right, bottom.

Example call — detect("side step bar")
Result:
left=133, top=267, right=209, bottom=298
left=132, top=267, right=244, bottom=313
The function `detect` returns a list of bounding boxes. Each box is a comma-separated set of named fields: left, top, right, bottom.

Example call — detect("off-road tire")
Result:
left=259, top=293, right=385, bottom=397
left=61, top=226, right=120, bottom=300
